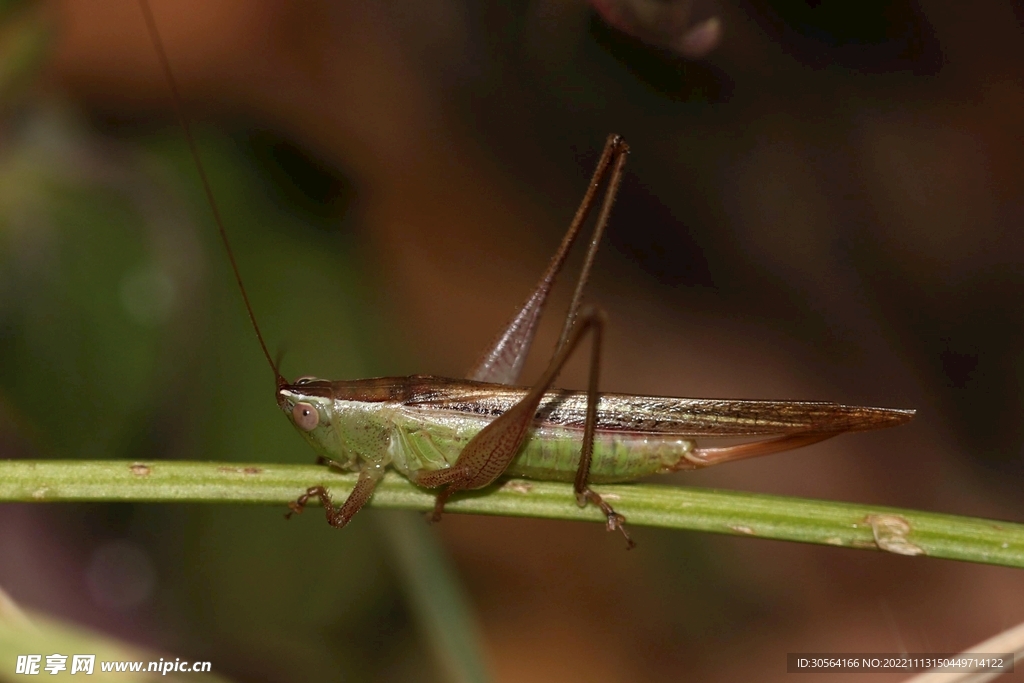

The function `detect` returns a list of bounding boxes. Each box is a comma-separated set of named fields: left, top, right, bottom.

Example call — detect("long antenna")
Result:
left=138, top=0, right=285, bottom=388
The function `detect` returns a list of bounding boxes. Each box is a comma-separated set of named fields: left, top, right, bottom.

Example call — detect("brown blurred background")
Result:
left=2, top=0, right=1024, bottom=680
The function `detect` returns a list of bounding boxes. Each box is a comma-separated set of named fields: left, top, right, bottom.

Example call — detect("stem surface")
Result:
left=2, top=460, right=1022, bottom=568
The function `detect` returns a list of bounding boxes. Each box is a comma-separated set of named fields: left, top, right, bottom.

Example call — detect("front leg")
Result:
left=314, top=454, right=350, bottom=474
left=286, top=464, right=385, bottom=529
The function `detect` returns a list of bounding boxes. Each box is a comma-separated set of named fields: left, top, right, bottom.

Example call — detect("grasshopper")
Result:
left=140, top=1, right=913, bottom=548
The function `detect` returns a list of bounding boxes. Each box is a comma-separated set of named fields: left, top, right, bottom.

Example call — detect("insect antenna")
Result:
left=138, top=0, right=285, bottom=389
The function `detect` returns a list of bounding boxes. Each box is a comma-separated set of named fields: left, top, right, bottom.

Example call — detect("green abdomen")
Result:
left=507, top=425, right=695, bottom=483
left=387, top=411, right=695, bottom=485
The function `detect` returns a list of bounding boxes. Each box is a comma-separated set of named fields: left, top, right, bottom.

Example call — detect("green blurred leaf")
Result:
left=0, top=597, right=234, bottom=682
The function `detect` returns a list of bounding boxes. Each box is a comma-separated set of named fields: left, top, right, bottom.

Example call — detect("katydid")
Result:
left=140, top=2, right=913, bottom=548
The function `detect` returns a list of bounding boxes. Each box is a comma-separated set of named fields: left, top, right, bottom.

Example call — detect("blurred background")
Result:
left=1, top=0, right=1024, bottom=680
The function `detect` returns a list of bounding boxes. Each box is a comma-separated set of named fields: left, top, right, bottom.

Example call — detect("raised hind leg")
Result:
left=425, top=308, right=635, bottom=547
left=468, top=135, right=629, bottom=385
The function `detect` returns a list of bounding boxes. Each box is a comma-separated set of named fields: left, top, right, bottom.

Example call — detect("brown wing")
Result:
left=379, top=376, right=915, bottom=437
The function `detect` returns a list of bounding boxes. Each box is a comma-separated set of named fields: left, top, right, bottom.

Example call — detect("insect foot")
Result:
left=285, top=486, right=318, bottom=519
left=427, top=486, right=456, bottom=524
left=578, top=489, right=636, bottom=549
left=607, top=513, right=636, bottom=550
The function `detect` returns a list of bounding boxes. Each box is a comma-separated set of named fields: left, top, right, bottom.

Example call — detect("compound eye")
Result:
left=295, top=376, right=316, bottom=385
left=292, top=402, right=319, bottom=431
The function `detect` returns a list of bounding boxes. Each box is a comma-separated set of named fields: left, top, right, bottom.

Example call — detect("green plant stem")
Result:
left=2, top=459, right=1023, bottom=568
left=377, top=512, right=490, bottom=683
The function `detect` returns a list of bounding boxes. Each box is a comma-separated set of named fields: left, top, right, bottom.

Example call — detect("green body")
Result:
left=370, top=401, right=694, bottom=484
left=279, top=380, right=697, bottom=486
left=276, top=375, right=913, bottom=490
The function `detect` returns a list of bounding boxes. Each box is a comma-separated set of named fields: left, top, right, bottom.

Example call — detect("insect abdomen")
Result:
left=507, top=427, right=697, bottom=484
left=387, top=409, right=696, bottom=484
